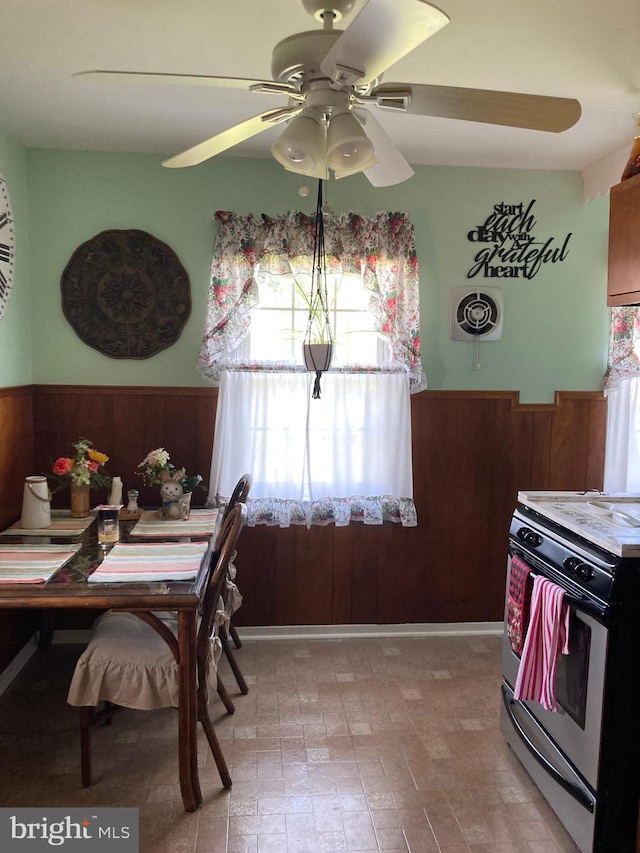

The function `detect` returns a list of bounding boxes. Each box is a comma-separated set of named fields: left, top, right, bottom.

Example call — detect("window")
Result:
left=234, top=269, right=391, bottom=367
left=198, top=208, right=424, bottom=528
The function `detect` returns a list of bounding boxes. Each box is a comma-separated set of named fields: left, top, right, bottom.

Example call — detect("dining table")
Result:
left=0, top=507, right=221, bottom=812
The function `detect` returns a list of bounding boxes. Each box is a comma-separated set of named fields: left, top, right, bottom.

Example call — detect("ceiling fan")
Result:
left=75, top=0, right=581, bottom=187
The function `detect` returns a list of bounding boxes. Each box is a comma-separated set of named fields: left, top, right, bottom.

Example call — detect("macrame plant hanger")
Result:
left=302, top=178, right=333, bottom=399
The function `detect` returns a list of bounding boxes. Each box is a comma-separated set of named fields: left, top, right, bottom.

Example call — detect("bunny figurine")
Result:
left=160, top=470, right=185, bottom=520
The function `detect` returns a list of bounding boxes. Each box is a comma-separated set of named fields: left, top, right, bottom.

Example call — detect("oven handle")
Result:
left=509, top=547, right=608, bottom=624
left=501, top=684, right=595, bottom=813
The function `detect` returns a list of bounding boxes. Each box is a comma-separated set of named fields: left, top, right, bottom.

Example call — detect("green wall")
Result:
left=0, top=130, right=32, bottom=388
left=7, top=141, right=612, bottom=402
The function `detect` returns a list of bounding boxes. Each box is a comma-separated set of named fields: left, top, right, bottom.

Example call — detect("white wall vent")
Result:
left=450, top=287, right=504, bottom=342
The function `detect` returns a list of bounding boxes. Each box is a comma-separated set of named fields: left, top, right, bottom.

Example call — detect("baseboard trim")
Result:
left=231, top=622, right=504, bottom=641
left=49, top=622, right=504, bottom=644
left=0, top=636, right=38, bottom=695
left=51, top=623, right=504, bottom=643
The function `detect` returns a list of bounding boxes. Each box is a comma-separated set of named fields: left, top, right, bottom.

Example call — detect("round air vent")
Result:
left=450, top=287, right=503, bottom=342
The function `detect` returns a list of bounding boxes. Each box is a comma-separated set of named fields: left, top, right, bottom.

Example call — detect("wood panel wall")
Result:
left=0, top=385, right=607, bottom=668
left=0, top=387, right=38, bottom=670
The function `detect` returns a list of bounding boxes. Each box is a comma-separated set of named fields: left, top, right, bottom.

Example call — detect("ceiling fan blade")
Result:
left=74, top=69, right=296, bottom=96
left=162, top=106, right=302, bottom=168
left=353, top=109, right=414, bottom=186
left=373, top=83, right=582, bottom=132
left=320, top=0, right=449, bottom=87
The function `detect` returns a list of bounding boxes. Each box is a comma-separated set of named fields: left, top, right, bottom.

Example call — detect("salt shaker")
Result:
left=126, top=489, right=139, bottom=513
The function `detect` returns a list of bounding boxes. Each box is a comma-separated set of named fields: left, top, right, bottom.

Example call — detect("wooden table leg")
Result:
left=38, top=609, right=55, bottom=648
left=177, top=610, right=202, bottom=811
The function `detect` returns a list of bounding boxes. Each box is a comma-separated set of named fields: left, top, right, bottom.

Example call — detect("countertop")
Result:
left=517, top=491, right=640, bottom=558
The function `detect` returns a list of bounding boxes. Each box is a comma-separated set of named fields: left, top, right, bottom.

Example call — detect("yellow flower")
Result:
left=88, top=449, right=109, bottom=465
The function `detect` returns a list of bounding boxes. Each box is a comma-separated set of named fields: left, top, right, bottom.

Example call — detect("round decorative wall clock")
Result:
left=61, top=229, right=191, bottom=359
left=0, top=174, right=16, bottom=320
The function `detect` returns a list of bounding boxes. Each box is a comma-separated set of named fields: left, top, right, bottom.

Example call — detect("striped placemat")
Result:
left=1, top=511, right=95, bottom=538
left=0, top=544, right=82, bottom=583
left=88, top=540, right=209, bottom=583
left=130, top=508, right=219, bottom=539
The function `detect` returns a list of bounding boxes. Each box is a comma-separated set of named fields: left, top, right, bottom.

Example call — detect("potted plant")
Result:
left=296, top=276, right=334, bottom=372
left=138, top=448, right=206, bottom=517
left=50, top=438, right=112, bottom=517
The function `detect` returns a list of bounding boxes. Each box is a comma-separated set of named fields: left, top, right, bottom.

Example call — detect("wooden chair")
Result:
left=67, top=503, right=247, bottom=791
left=218, top=474, right=252, bottom=692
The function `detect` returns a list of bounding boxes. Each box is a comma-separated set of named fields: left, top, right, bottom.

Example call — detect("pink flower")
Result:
left=53, top=457, right=72, bottom=476
left=87, top=461, right=99, bottom=473
left=614, top=317, right=628, bottom=334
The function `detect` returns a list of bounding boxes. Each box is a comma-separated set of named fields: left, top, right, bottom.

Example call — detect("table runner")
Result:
left=130, top=509, right=219, bottom=539
left=88, top=541, right=209, bottom=583
left=0, top=511, right=95, bottom=539
left=0, top=544, right=82, bottom=583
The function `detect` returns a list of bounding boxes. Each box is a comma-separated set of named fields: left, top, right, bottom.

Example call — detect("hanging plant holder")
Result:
left=303, top=178, right=333, bottom=399
left=303, top=342, right=333, bottom=371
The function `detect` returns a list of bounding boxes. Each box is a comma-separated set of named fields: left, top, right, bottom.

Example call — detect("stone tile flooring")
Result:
left=0, top=633, right=580, bottom=852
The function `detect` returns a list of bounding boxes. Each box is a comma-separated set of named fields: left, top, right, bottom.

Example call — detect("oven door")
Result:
left=500, top=681, right=596, bottom=853
left=502, top=551, right=608, bottom=791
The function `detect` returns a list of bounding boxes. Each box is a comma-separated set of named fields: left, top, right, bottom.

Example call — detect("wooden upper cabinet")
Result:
left=608, top=173, right=640, bottom=306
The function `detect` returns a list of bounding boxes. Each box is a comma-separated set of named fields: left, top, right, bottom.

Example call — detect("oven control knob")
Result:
left=563, top=556, right=581, bottom=574
left=517, top=527, right=543, bottom=547
left=563, top=556, right=596, bottom=581
left=575, top=562, right=597, bottom=582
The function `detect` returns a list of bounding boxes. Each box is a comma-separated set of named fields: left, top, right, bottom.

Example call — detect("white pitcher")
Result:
left=21, top=475, right=52, bottom=529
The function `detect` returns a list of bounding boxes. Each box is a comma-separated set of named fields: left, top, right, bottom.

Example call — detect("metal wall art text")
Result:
left=466, top=200, right=572, bottom=280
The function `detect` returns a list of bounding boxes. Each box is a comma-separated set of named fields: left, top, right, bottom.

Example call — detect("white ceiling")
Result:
left=1, top=0, right=639, bottom=176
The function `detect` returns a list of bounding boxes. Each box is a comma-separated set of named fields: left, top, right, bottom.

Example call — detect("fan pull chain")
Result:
left=472, top=338, right=480, bottom=372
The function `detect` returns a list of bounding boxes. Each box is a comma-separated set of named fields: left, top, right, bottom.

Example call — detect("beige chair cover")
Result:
left=67, top=610, right=222, bottom=711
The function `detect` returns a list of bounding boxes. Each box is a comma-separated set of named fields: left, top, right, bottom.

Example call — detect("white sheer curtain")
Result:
left=604, top=376, right=640, bottom=493
left=603, top=308, right=640, bottom=492
left=210, top=368, right=416, bottom=527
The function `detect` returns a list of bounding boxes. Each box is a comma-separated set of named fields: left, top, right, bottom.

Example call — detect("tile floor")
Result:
left=0, top=632, right=580, bottom=853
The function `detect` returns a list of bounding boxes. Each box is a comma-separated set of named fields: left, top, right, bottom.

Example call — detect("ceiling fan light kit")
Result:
left=326, top=109, right=374, bottom=171
left=271, top=109, right=324, bottom=173
left=77, top=0, right=582, bottom=186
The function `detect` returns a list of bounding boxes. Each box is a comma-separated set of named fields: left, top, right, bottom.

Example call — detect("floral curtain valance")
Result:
left=196, top=209, right=426, bottom=392
left=604, top=307, right=640, bottom=392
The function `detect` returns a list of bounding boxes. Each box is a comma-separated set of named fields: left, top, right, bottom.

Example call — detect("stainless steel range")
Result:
left=501, top=491, right=640, bottom=853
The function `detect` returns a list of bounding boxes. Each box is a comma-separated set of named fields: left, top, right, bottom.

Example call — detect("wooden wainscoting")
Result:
left=31, top=385, right=607, bottom=627
left=234, top=390, right=606, bottom=627
left=0, top=386, right=39, bottom=672
left=0, top=385, right=607, bottom=651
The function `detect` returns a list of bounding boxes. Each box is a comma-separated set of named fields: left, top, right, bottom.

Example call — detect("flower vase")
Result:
left=70, top=484, right=91, bottom=518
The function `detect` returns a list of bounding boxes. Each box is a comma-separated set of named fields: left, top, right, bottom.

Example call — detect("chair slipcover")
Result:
left=68, top=610, right=222, bottom=711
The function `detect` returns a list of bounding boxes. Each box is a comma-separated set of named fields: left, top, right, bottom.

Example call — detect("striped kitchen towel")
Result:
left=88, top=540, right=209, bottom=583
left=0, top=544, right=81, bottom=583
left=514, top=575, right=570, bottom=711
left=129, top=509, right=219, bottom=539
